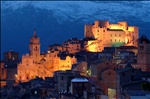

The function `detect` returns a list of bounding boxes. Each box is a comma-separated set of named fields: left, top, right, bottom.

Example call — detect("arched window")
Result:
left=26, top=75, right=29, bottom=80
left=35, top=46, right=38, bottom=51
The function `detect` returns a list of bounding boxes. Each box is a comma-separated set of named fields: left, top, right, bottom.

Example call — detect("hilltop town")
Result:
left=1, top=20, right=150, bottom=99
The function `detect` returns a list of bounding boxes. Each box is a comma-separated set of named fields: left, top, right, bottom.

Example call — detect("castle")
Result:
left=84, top=20, right=138, bottom=52
left=17, top=31, right=76, bottom=82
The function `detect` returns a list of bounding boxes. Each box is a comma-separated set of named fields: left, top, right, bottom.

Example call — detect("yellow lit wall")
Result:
left=84, top=20, right=139, bottom=52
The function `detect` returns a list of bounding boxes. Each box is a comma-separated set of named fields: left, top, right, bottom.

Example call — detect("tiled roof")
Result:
left=71, top=78, right=89, bottom=82
left=116, top=46, right=137, bottom=49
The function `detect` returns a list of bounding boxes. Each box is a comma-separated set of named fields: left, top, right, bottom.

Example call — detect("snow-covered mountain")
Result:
left=1, top=1, right=150, bottom=58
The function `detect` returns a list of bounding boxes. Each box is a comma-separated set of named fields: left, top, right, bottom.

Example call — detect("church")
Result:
left=17, top=30, right=76, bottom=82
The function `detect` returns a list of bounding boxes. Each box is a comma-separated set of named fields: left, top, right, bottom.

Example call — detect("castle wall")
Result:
left=84, top=25, right=93, bottom=38
left=103, top=30, right=125, bottom=47
left=109, top=24, right=124, bottom=30
left=84, top=20, right=139, bottom=52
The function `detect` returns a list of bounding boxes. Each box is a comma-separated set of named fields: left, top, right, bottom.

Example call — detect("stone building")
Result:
left=17, top=30, right=77, bottom=82
left=2, top=50, right=19, bottom=87
left=71, top=78, right=89, bottom=98
left=4, top=50, right=19, bottom=63
left=0, top=61, right=6, bottom=87
left=96, top=61, right=117, bottom=99
left=137, top=35, right=150, bottom=71
left=56, top=70, right=80, bottom=93
left=84, top=20, right=138, bottom=52
left=62, top=38, right=81, bottom=54
left=72, top=61, right=88, bottom=76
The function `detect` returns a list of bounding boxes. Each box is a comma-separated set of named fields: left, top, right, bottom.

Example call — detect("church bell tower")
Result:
left=29, top=29, right=41, bottom=59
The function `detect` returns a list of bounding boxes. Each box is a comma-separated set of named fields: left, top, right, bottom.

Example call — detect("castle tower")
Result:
left=137, top=35, right=150, bottom=71
left=29, top=29, right=41, bottom=61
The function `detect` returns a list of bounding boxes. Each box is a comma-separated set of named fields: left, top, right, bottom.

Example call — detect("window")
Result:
left=115, top=39, right=116, bottom=42
left=12, top=57, right=15, bottom=60
left=140, top=46, right=144, bottom=50
left=61, top=76, right=64, bottom=80
left=97, top=30, right=99, bottom=32
left=103, top=30, right=105, bottom=32
left=122, top=73, right=125, bottom=76
left=110, top=39, right=112, bottom=42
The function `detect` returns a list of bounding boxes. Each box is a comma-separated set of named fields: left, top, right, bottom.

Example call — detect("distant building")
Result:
left=4, top=50, right=19, bottom=63
left=48, top=44, right=64, bottom=52
left=137, top=35, right=150, bottom=71
left=0, top=61, right=6, bottom=87
left=98, top=47, right=116, bottom=61
left=56, top=70, right=80, bottom=93
left=17, top=30, right=77, bottom=82
left=2, top=50, right=19, bottom=87
left=113, top=50, right=136, bottom=65
left=62, top=38, right=81, bottom=54
left=71, top=77, right=89, bottom=98
left=84, top=20, right=138, bottom=52
left=115, top=46, right=138, bottom=55
left=96, top=61, right=117, bottom=99
left=116, top=63, right=150, bottom=98
left=72, top=61, right=88, bottom=76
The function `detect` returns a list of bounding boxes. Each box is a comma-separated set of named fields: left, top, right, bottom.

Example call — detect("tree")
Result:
left=141, top=81, right=150, bottom=91
left=138, top=35, right=150, bottom=44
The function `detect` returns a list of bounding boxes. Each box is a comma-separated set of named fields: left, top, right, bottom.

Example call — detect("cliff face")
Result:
left=1, top=1, right=150, bottom=59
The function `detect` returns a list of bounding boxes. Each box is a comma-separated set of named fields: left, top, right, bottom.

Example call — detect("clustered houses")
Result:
left=62, top=38, right=81, bottom=54
left=1, top=20, right=150, bottom=99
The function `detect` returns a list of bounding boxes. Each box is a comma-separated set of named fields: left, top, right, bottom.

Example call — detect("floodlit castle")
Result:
left=84, top=20, right=138, bottom=52
left=17, top=31, right=76, bottom=82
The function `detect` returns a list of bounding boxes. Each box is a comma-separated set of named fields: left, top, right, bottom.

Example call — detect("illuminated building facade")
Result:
left=84, top=20, right=138, bottom=52
left=17, top=31, right=77, bottom=82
